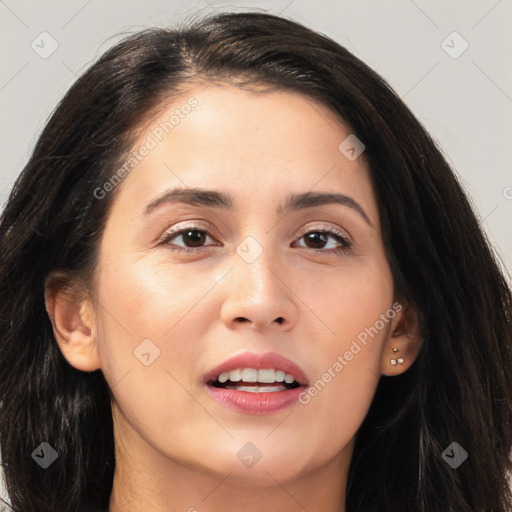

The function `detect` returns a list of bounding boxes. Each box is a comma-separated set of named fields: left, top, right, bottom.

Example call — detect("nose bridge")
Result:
left=235, top=234, right=281, bottom=302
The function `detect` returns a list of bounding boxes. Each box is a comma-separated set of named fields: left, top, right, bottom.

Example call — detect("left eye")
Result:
left=161, top=227, right=351, bottom=254
left=293, top=230, right=351, bottom=252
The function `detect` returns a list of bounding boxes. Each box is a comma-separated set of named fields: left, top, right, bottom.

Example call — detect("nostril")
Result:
left=233, top=316, right=285, bottom=325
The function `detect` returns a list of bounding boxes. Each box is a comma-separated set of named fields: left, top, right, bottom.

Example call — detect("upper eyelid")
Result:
left=162, top=220, right=350, bottom=235
left=161, top=221, right=217, bottom=240
left=295, top=223, right=351, bottom=240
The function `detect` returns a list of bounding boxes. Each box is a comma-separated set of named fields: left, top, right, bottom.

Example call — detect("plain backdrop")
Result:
left=0, top=0, right=511, bottom=504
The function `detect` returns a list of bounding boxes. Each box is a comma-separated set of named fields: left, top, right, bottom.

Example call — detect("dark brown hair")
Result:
left=1, top=10, right=511, bottom=512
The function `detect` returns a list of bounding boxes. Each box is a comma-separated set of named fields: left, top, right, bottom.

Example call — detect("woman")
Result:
left=0, top=10, right=511, bottom=512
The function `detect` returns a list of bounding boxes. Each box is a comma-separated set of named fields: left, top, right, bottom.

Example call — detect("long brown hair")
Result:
left=1, top=11, right=511, bottom=512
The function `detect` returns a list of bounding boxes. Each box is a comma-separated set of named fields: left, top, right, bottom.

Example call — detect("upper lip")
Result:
left=204, top=351, right=309, bottom=386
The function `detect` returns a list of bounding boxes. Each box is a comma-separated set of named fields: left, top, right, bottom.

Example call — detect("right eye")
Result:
left=160, top=225, right=221, bottom=253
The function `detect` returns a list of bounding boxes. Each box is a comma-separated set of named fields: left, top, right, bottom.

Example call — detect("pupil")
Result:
left=306, top=232, right=327, bottom=249
left=185, top=230, right=205, bottom=247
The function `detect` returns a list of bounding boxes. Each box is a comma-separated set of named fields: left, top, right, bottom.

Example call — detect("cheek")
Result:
left=292, top=259, right=393, bottom=453
left=302, top=253, right=394, bottom=354
left=92, top=249, right=231, bottom=393
left=92, top=261, right=222, bottom=462
left=96, top=250, right=217, bottom=334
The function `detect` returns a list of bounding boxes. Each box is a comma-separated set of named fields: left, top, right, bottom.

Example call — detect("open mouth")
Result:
left=204, top=352, right=308, bottom=414
left=208, top=368, right=301, bottom=393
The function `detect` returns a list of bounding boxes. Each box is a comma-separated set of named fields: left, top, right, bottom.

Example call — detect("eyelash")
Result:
left=160, top=223, right=352, bottom=256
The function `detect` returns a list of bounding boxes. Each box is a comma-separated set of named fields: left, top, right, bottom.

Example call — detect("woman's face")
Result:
left=74, top=84, right=414, bottom=487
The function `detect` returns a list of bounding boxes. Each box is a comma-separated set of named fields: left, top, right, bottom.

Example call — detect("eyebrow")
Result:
left=144, top=187, right=373, bottom=227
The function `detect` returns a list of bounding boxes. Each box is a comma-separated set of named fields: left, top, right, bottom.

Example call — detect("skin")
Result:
left=45, top=83, right=421, bottom=512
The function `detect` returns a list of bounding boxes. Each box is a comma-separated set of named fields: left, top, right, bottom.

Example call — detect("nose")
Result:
left=220, top=248, right=298, bottom=332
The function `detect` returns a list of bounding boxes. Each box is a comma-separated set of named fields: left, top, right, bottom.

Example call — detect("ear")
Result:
left=380, top=301, right=422, bottom=376
left=44, top=271, right=101, bottom=372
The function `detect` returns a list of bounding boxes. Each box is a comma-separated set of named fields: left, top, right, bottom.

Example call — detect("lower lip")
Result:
left=205, top=384, right=306, bottom=415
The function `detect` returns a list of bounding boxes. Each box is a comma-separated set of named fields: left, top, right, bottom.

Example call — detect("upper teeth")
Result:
left=217, top=368, right=296, bottom=384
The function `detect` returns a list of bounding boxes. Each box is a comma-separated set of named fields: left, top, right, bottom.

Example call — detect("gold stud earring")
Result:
left=390, top=348, right=404, bottom=365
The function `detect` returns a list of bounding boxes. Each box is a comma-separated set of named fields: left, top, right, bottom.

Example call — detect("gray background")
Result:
left=0, top=0, right=511, bottom=503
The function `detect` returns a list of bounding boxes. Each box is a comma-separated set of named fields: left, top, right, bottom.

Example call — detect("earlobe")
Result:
left=44, top=272, right=101, bottom=372
left=380, top=302, right=422, bottom=377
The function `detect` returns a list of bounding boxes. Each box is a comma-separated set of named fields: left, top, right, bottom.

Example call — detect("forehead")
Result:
left=109, top=84, right=378, bottom=222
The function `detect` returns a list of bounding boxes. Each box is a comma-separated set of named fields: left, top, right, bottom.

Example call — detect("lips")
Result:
left=204, top=351, right=309, bottom=415
left=204, top=351, right=309, bottom=386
